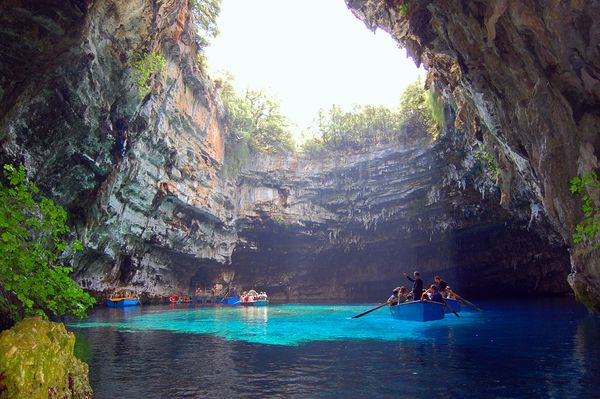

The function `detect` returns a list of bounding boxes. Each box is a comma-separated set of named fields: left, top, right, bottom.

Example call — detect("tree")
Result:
left=399, top=77, right=442, bottom=140
left=303, top=78, right=442, bottom=154
left=0, top=164, right=95, bottom=324
left=222, top=84, right=295, bottom=154
left=190, top=0, right=221, bottom=49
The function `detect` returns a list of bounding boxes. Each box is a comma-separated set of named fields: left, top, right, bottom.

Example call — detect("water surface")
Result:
left=70, top=298, right=599, bottom=398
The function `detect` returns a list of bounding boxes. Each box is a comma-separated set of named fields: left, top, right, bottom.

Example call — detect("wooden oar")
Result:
left=442, top=298, right=460, bottom=318
left=352, top=302, right=388, bottom=319
left=451, top=290, right=482, bottom=312
left=460, top=297, right=482, bottom=312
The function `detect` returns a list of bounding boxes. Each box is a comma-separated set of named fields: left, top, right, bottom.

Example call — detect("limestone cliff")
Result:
left=346, top=0, right=600, bottom=310
left=0, top=0, right=572, bottom=303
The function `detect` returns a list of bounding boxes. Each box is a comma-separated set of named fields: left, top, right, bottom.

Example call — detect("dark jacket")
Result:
left=436, top=280, right=448, bottom=292
left=429, top=291, right=444, bottom=303
left=406, top=275, right=423, bottom=300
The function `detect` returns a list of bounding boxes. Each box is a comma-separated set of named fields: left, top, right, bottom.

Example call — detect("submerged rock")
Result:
left=0, top=317, right=92, bottom=399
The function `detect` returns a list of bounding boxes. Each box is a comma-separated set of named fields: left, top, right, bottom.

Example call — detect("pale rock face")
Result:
left=0, top=0, right=572, bottom=303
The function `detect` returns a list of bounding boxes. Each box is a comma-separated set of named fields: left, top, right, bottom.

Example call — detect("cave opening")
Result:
left=177, top=0, right=572, bottom=302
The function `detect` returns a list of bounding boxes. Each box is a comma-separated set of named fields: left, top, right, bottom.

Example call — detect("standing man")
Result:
left=403, top=271, right=423, bottom=301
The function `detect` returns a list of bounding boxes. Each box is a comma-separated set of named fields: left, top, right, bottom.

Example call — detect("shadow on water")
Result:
left=69, top=298, right=600, bottom=398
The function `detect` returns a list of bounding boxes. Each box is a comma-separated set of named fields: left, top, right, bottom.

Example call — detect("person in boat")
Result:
left=434, top=275, right=449, bottom=297
left=446, top=286, right=462, bottom=301
left=422, top=284, right=444, bottom=303
left=403, top=271, right=423, bottom=301
left=387, top=287, right=408, bottom=306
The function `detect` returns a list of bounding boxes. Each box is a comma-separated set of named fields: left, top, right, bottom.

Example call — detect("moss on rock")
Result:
left=0, top=317, right=92, bottom=399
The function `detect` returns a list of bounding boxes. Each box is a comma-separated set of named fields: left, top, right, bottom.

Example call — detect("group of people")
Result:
left=241, top=290, right=268, bottom=303
left=387, top=271, right=461, bottom=305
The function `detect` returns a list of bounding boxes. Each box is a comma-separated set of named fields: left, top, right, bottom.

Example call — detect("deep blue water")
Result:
left=70, top=298, right=600, bottom=398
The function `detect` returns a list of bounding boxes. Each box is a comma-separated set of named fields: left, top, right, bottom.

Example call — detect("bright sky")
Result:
left=204, top=0, right=426, bottom=136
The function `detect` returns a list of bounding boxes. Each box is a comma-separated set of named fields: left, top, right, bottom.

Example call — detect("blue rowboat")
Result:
left=215, top=296, right=241, bottom=305
left=241, top=300, right=269, bottom=307
left=106, top=297, right=140, bottom=307
left=444, top=298, right=461, bottom=313
left=389, top=300, right=445, bottom=322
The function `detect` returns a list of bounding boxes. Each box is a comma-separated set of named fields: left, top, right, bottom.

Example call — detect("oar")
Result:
left=460, top=297, right=482, bottom=312
left=352, top=302, right=388, bottom=319
left=452, top=290, right=482, bottom=312
left=442, top=298, right=460, bottom=318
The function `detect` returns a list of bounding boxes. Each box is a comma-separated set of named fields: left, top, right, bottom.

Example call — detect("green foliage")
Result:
left=399, top=3, right=408, bottom=17
left=398, top=78, right=440, bottom=140
left=0, top=164, right=95, bottom=324
left=315, top=104, right=404, bottom=151
left=425, top=87, right=444, bottom=140
left=474, top=144, right=499, bottom=182
left=570, top=171, right=600, bottom=246
left=221, top=82, right=295, bottom=154
left=190, top=0, right=221, bottom=49
left=271, top=214, right=288, bottom=226
left=301, top=78, right=442, bottom=154
left=222, top=133, right=251, bottom=177
left=131, top=52, right=167, bottom=98
left=299, top=131, right=326, bottom=156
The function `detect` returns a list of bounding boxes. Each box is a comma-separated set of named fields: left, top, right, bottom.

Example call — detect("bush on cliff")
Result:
left=131, top=51, right=167, bottom=98
left=570, top=171, right=600, bottom=247
left=0, top=164, right=95, bottom=326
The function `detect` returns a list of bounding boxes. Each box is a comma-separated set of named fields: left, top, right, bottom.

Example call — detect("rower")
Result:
left=434, top=275, right=449, bottom=297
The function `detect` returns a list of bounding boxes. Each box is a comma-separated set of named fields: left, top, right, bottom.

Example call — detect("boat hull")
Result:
left=241, top=300, right=269, bottom=307
left=444, top=298, right=461, bottom=313
left=215, top=296, right=241, bottom=305
left=106, top=298, right=140, bottom=308
left=389, top=300, right=445, bottom=322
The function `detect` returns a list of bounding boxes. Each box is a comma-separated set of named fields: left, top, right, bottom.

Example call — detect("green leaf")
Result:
left=0, top=163, right=95, bottom=323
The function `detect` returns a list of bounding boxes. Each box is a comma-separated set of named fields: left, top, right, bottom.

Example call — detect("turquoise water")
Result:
left=70, top=303, right=476, bottom=345
left=70, top=299, right=600, bottom=398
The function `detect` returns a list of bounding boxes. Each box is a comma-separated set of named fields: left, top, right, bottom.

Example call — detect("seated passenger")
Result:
left=421, top=287, right=432, bottom=301
left=427, top=285, right=444, bottom=303
left=397, top=287, right=407, bottom=304
left=388, top=287, right=408, bottom=305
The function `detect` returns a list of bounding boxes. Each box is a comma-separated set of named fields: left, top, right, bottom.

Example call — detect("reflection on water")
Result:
left=71, top=298, right=600, bottom=398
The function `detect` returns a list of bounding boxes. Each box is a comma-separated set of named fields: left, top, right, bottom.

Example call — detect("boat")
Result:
left=215, top=296, right=241, bottom=305
left=169, top=294, right=192, bottom=304
left=106, top=292, right=140, bottom=308
left=389, top=300, right=445, bottom=322
left=240, top=289, right=269, bottom=306
left=444, top=298, right=461, bottom=313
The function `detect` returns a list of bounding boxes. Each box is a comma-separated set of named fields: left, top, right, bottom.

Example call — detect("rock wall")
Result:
left=0, top=0, right=237, bottom=301
left=0, top=0, right=572, bottom=303
left=346, top=0, right=600, bottom=310
left=223, top=117, right=568, bottom=300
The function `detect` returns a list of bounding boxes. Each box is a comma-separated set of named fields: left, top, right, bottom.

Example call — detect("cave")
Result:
left=1, top=0, right=598, bottom=312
